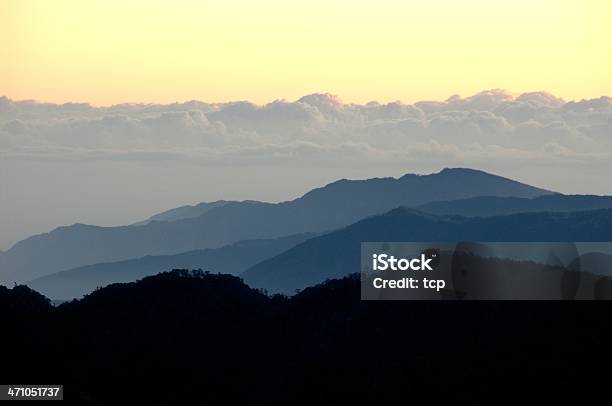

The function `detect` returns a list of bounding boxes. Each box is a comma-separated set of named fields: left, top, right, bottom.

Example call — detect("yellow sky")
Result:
left=2, top=0, right=611, bottom=105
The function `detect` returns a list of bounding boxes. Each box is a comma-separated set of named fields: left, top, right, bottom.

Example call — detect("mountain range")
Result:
left=133, top=200, right=238, bottom=225
left=27, top=233, right=314, bottom=300
left=242, top=208, right=612, bottom=294
left=29, top=201, right=612, bottom=299
left=0, top=168, right=553, bottom=284
left=416, top=194, right=612, bottom=217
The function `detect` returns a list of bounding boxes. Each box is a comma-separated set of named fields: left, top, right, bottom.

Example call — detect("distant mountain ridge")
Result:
left=0, top=168, right=553, bottom=284
left=417, top=194, right=612, bottom=217
left=27, top=233, right=314, bottom=300
left=133, top=200, right=234, bottom=225
left=28, top=194, right=612, bottom=299
left=133, top=199, right=272, bottom=225
left=242, top=207, right=612, bottom=294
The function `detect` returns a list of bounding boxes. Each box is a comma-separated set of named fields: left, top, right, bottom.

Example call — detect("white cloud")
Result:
left=2, top=90, right=611, bottom=168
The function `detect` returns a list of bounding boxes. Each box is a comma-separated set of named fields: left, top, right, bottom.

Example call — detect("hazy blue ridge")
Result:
left=242, top=207, right=612, bottom=294
left=27, top=233, right=315, bottom=300
left=0, top=168, right=553, bottom=283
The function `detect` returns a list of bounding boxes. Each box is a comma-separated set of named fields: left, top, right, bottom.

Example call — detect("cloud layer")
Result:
left=2, top=90, right=611, bottom=167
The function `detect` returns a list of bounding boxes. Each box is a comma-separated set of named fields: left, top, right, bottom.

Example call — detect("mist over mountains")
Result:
left=0, top=168, right=551, bottom=285
left=2, top=89, right=612, bottom=251
left=4, top=166, right=612, bottom=300
left=27, top=233, right=314, bottom=300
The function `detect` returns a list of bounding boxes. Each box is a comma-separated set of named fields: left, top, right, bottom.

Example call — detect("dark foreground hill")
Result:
left=1, top=270, right=610, bottom=404
left=0, top=168, right=552, bottom=284
left=26, top=233, right=314, bottom=300
left=242, top=208, right=612, bottom=294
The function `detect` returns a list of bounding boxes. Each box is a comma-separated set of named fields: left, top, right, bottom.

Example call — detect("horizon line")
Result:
left=2, top=89, right=611, bottom=109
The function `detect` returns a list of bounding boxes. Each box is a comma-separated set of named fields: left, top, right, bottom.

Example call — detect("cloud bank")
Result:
left=2, top=89, right=611, bottom=167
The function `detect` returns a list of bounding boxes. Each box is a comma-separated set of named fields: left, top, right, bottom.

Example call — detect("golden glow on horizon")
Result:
left=1, top=0, right=611, bottom=105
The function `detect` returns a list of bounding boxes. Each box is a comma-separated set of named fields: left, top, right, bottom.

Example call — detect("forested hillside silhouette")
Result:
left=2, top=269, right=610, bottom=403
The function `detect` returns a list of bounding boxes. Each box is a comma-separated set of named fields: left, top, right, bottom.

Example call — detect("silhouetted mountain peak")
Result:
left=398, top=167, right=486, bottom=179
left=300, top=168, right=551, bottom=204
left=439, top=167, right=484, bottom=176
left=433, top=167, right=535, bottom=185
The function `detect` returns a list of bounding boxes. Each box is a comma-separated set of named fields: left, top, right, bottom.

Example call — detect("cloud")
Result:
left=0, top=90, right=611, bottom=170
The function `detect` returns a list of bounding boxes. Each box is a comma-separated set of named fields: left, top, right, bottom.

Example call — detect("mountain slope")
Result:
left=242, top=208, right=612, bottom=294
left=417, top=194, right=612, bottom=217
left=26, top=233, right=314, bottom=300
left=0, top=168, right=553, bottom=284
left=133, top=200, right=238, bottom=225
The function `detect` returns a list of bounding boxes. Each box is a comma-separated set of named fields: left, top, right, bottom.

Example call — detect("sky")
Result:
left=2, top=0, right=611, bottom=105
left=1, top=1, right=611, bottom=251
